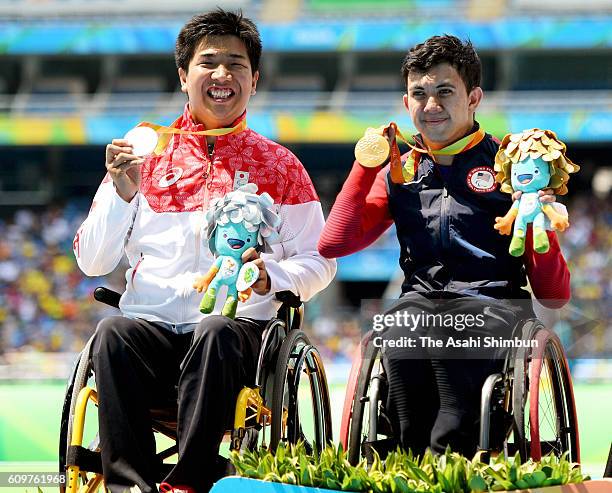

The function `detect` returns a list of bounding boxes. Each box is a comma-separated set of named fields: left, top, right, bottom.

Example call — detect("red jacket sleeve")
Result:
left=523, top=228, right=571, bottom=308
left=318, top=161, right=393, bottom=258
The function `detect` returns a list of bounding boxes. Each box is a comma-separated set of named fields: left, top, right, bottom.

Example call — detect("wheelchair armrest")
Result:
left=275, top=290, right=302, bottom=308
left=94, top=287, right=122, bottom=308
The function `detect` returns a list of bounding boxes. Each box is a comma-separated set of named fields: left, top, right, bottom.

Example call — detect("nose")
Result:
left=424, top=96, right=441, bottom=113
left=212, top=64, right=232, bottom=80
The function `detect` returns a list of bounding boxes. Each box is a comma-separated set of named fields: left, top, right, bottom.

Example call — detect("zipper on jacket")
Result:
left=440, top=186, right=451, bottom=251
left=194, top=140, right=215, bottom=271
left=203, top=140, right=215, bottom=180
left=131, top=252, right=144, bottom=288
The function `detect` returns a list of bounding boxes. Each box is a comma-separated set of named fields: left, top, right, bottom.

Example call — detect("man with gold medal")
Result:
left=73, top=9, right=336, bottom=493
left=319, top=36, right=570, bottom=457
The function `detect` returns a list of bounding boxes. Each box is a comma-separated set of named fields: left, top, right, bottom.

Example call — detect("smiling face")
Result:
left=178, top=35, right=259, bottom=128
left=214, top=222, right=257, bottom=258
left=403, top=62, right=482, bottom=150
left=511, top=157, right=551, bottom=192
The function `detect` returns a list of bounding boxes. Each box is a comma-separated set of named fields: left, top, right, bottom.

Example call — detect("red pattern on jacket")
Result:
left=138, top=106, right=318, bottom=213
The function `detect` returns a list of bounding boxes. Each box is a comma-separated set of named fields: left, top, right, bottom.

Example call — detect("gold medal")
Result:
left=355, top=130, right=390, bottom=167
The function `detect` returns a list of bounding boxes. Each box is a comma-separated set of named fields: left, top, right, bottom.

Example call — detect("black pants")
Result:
left=379, top=292, right=531, bottom=457
left=91, top=315, right=266, bottom=493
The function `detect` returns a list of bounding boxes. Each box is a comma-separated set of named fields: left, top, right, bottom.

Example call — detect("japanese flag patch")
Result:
left=234, top=171, right=249, bottom=190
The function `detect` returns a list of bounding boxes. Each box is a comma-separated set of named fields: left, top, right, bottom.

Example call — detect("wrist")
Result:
left=114, top=183, right=137, bottom=203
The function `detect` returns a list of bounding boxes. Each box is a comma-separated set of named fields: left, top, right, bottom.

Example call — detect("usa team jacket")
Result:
left=74, top=106, right=337, bottom=323
left=318, top=129, right=570, bottom=308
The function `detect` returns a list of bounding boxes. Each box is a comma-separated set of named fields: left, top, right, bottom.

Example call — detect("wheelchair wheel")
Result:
left=230, top=318, right=287, bottom=453
left=346, top=336, right=395, bottom=466
left=480, top=319, right=542, bottom=458
left=270, top=329, right=332, bottom=452
left=513, top=326, right=580, bottom=461
left=339, top=344, right=363, bottom=452
left=59, top=337, right=104, bottom=493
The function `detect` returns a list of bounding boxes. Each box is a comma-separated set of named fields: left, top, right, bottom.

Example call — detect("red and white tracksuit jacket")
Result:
left=74, top=107, right=336, bottom=323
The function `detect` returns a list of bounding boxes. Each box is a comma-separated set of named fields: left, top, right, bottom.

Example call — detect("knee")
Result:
left=192, top=316, right=239, bottom=356
left=94, top=316, right=124, bottom=341
left=92, top=316, right=138, bottom=353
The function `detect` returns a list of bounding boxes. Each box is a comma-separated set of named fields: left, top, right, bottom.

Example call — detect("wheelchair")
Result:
left=340, top=317, right=580, bottom=465
left=59, top=287, right=333, bottom=493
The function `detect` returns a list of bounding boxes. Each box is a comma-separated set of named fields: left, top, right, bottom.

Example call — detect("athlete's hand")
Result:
left=241, top=248, right=271, bottom=295
left=105, top=139, right=144, bottom=202
left=511, top=188, right=556, bottom=204
left=385, top=124, right=396, bottom=148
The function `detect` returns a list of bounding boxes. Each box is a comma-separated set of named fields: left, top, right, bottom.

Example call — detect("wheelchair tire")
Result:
left=269, top=329, right=332, bottom=452
left=339, top=344, right=363, bottom=452
left=346, top=336, right=394, bottom=466
left=59, top=337, right=98, bottom=492
left=513, top=326, right=580, bottom=461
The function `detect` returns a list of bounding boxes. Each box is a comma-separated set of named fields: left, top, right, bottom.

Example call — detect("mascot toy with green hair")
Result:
left=494, top=128, right=579, bottom=257
left=193, top=183, right=280, bottom=318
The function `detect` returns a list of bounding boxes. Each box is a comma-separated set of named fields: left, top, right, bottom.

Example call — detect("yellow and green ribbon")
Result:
left=388, top=123, right=485, bottom=183
left=136, top=118, right=248, bottom=155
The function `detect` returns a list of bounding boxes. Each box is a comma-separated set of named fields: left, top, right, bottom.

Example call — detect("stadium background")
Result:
left=0, top=0, right=610, bottom=485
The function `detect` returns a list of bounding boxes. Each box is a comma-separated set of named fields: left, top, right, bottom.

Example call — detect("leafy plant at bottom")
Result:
left=230, top=443, right=590, bottom=492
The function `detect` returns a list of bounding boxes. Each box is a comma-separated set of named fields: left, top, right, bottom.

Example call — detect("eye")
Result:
left=534, top=169, right=540, bottom=174
left=223, top=233, right=227, bottom=238
left=439, top=89, right=452, bottom=96
left=247, top=238, right=251, bottom=242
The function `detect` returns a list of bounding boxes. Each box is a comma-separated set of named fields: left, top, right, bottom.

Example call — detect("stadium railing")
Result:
left=0, top=90, right=609, bottom=115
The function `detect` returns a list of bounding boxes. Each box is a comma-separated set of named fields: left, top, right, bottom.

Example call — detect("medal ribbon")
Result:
left=387, top=123, right=485, bottom=183
left=136, top=118, right=248, bottom=155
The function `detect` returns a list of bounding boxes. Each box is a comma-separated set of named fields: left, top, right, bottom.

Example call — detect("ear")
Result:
left=251, top=70, right=260, bottom=96
left=468, top=86, right=483, bottom=112
left=402, top=93, right=409, bottom=112
left=178, top=68, right=188, bottom=94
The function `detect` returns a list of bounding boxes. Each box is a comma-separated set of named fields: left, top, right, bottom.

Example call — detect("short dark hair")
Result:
left=175, top=8, right=262, bottom=74
left=401, top=35, right=481, bottom=93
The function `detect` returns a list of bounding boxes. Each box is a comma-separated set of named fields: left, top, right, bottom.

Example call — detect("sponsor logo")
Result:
left=466, top=166, right=496, bottom=193
left=158, top=167, right=184, bottom=188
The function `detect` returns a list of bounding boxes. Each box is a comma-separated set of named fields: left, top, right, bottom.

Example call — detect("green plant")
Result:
left=230, top=443, right=590, bottom=492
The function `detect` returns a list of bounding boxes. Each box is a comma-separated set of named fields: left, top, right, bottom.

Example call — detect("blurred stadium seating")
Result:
left=0, top=195, right=610, bottom=372
left=0, top=0, right=610, bottom=379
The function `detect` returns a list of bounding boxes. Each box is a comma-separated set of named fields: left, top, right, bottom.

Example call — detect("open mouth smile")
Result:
left=207, top=86, right=235, bottom=101
left=227, top=238, right=245, bottom=249
left=517, top=174, right=533, bottom=184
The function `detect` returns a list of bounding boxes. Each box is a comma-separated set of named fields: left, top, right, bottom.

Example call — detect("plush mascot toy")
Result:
left=494, top=128, right=579, bottom=256
left=193, top=183, right=280, bottom=318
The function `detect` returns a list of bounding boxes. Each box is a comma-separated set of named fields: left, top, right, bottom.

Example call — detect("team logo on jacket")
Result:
left=233, top=171, right=249, bottom=190
left=466, top=166, right=496, bottom=193
left=158, top=167, right=184, bottom=188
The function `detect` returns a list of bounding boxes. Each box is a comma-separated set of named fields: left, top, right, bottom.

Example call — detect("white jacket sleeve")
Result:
left=73, top=177, right=138, bottom=277
left=264, top=201, right=337, bottom=302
